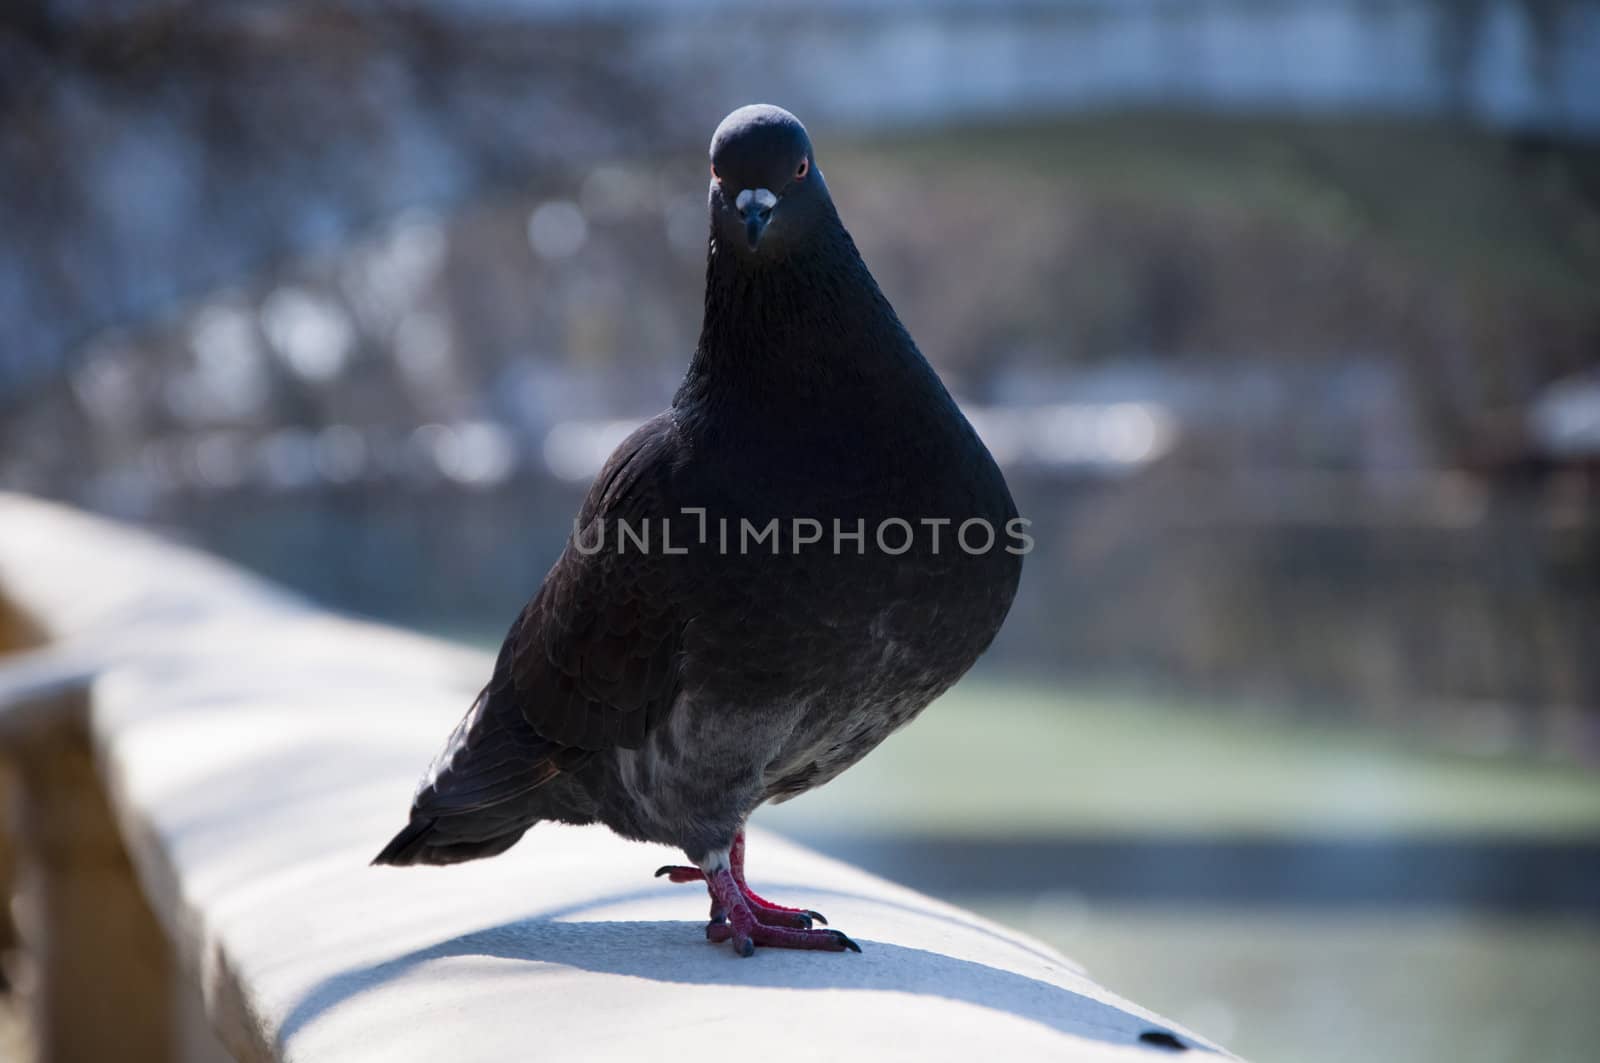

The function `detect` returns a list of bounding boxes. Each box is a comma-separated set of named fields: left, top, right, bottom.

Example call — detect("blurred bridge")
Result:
left=4, top=0, right=1597, bottom=392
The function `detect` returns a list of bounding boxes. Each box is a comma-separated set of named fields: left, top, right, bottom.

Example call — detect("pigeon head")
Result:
left=708, top=105, right=830, bottom=258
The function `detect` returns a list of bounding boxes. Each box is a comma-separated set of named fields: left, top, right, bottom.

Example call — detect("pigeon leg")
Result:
left=654, top=830, right=828, bottom=928
left=702, top=867, right=859, bottom=957
left=727, top=832, right=828, bottom=927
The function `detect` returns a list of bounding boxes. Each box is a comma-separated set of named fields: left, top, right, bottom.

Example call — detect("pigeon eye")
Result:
left=710, top=164, right=720, bottom=181
left=795, top=158, right=809, bottom=180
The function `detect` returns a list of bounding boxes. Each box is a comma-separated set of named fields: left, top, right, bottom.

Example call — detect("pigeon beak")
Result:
left=744, top=212, right=768, bottom=251
left=735, top=187, right=777, bottom=251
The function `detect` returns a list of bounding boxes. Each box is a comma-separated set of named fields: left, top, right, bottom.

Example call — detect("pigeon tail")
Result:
left=371, top=816, right=530, bottom=867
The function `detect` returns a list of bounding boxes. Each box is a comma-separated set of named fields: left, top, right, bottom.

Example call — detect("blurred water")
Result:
left=983, top=904, right=1600, bottom=1063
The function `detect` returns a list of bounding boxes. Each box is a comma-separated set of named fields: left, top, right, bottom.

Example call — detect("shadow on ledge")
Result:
left=278, top=889, right=1205, bottom=1056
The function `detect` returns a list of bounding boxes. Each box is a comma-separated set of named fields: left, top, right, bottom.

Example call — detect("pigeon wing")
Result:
left=500, top=412, right=686, bottom=752
left=386, top=413, right=685, bottom=848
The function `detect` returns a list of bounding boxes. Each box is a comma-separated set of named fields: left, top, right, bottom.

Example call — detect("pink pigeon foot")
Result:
left=654, top=831, right=850, bottom=949
left=701, top=868, right=859, bottom=956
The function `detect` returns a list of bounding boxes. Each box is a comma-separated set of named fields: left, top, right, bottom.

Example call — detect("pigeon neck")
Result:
left=680, top=218, right=909, bottom=407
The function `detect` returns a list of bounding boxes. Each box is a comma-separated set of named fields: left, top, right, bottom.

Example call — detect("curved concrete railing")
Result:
left=0, top=493, right=1232, bottom=1062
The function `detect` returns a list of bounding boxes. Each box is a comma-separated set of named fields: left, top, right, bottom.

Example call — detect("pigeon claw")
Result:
left=655, top=864, right=704, bottom=883
left=752, top=905, right=814, bottom=930
left=652, top=856, right=829, bottom=927
left=660, top=833, right=847, bottom=953
left=704, top=919, right=861, bottom=955
left=702, top=867, right=858, bottom=956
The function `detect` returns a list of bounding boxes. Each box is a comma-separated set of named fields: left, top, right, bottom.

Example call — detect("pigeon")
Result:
left=375, top=104, right=1023, bottom=956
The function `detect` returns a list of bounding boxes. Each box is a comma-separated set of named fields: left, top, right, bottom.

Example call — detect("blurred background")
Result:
left=2, top=0, right=1599, bottom=1059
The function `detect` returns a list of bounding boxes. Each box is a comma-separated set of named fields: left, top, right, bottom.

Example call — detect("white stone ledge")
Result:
left=0, top=494, right=1233, bottom=1062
